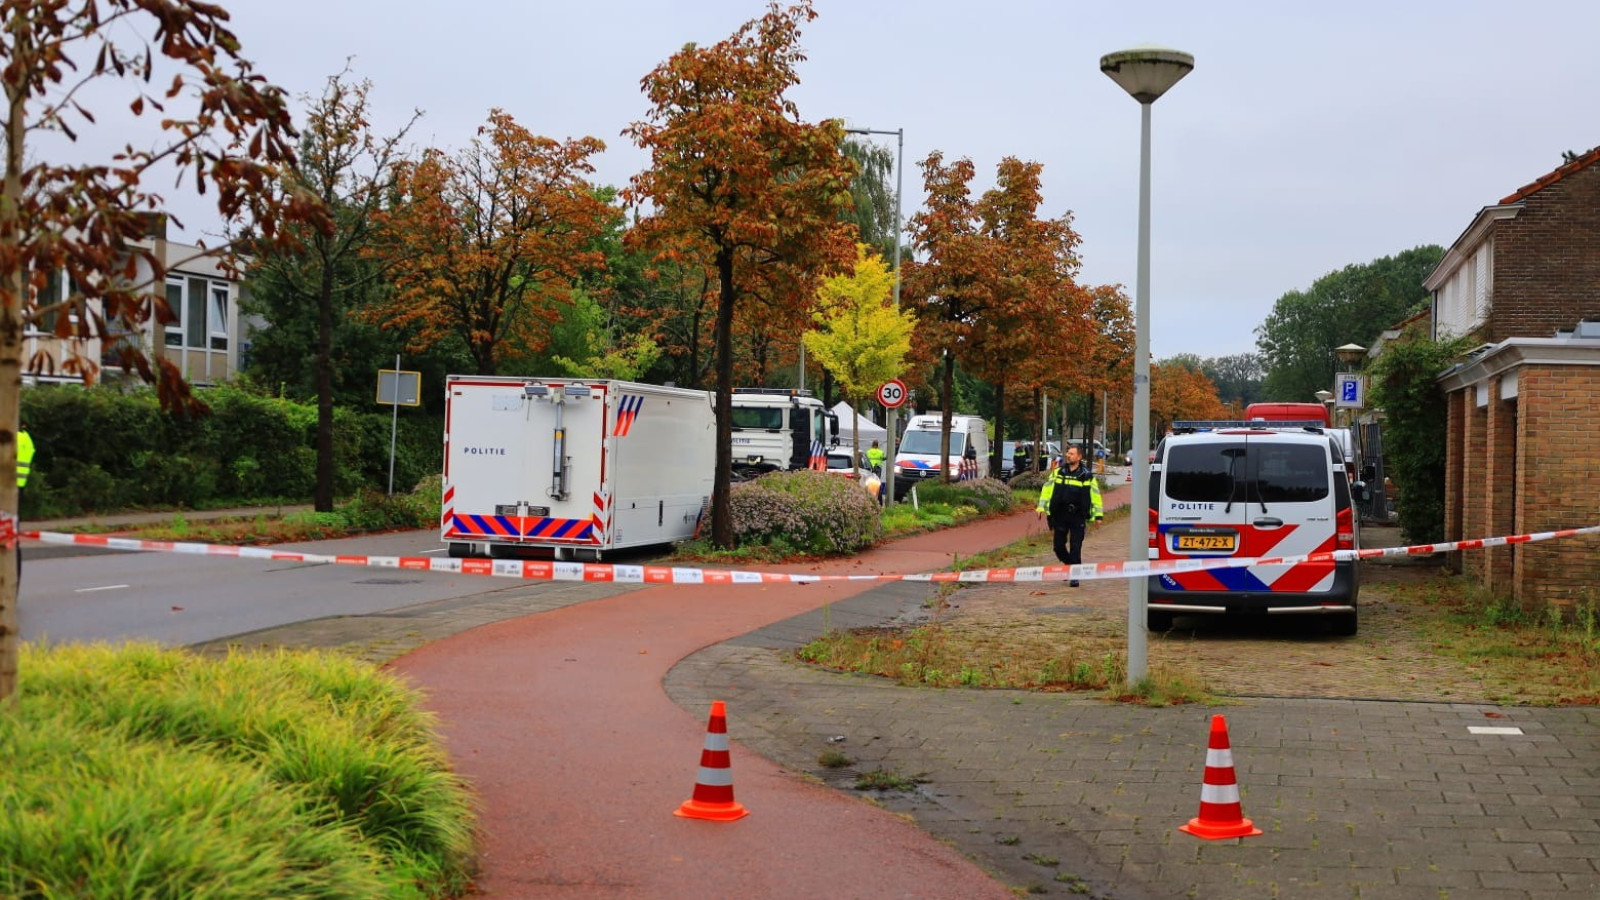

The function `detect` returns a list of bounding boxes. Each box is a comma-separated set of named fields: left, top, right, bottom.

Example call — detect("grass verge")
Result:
left=3, top=643, right=477, bottom=900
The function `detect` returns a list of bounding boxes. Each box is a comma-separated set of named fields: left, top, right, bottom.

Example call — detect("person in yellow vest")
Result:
left=1035, top=444, right=1102, bottom=587
left=865, top=440, right=885, bottom=475
left=16, top=420, right=33, bottom=581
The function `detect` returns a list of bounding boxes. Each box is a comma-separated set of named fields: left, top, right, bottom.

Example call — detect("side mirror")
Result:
left=1353, top=481, right=1370, bottom=503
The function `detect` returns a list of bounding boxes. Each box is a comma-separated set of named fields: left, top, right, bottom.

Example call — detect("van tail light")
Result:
left=1336, top=507, right=1355, bottom=551
left=1148, top=507, right=1159, bottom=551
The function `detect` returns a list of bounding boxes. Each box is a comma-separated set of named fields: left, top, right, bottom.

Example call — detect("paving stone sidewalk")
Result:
left=665, top=583, right=1600, bottom=900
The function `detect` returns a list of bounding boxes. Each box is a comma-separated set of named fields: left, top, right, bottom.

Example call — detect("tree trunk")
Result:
left=992, top=376, right=1007, bottom=478
left=711, top=247, right=737, bottom=549
left=939, top=353, right=954, bottom=484
left=0, top=81, right=27, bottom=700
left=314, top=262, right=336, bottom=512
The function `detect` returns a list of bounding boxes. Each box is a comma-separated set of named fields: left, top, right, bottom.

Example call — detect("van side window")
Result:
left=1163, top=442, right=1244, bottom=502
left=1250, top=444, right=1329, bottom=503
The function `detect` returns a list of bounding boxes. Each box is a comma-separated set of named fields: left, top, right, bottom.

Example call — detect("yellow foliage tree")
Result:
left=803, top=245, right=916, bottom=464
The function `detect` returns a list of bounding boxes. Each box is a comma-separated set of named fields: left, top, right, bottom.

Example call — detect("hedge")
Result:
left=19, top=383, right=443, bottom=518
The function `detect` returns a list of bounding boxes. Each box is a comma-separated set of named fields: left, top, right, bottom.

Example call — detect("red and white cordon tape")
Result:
left=19, top=524, right=1600, bottom=586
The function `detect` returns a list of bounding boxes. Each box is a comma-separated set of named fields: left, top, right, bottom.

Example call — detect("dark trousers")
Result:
left=1051, top=519, right=1086, bottom=566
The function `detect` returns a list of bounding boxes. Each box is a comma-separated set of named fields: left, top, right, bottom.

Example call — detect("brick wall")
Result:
left=1514, top=365, right=1600, bottom=609
left=1483, top=380, right=1516, bottom=597
left=1460, top=389, right=1489, bottom=580
left=1490, top=163, right=1600, bottom=342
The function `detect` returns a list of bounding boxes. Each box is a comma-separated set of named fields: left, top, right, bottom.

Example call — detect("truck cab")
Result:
left=727, top=389, right=837, bottom=479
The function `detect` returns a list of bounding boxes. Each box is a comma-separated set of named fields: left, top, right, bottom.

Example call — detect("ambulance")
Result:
left=1146, top=421, right=1360, bottom=635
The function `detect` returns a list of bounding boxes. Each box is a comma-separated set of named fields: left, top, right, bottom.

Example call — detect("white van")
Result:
left=1147, top=423, right=1360, bottom=635
left=892, top=413, right=990, bottom=499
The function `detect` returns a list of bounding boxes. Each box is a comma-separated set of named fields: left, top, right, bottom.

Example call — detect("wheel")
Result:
left=1330, top=608, right=1359, bottom=636
left=1147, top=610, right=1175, bottom=632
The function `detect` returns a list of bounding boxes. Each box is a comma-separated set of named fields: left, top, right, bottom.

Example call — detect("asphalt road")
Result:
left=20, top=529, right=485, bottom=645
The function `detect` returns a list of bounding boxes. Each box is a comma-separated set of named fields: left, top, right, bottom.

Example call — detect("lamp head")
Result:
left=1334, top=343, right=1368, bottom=366
left=1101, top=46, right=1194, bottom=103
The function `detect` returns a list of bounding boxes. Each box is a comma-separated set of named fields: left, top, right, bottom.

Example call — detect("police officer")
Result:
left=1035, top=444, right=1102, bottom=587
left=865, top=440, right=885, bottom=475
left=16, top=419, right=33, bottom=582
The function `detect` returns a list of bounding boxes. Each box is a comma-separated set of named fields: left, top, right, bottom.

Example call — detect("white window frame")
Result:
left=165, top=274, right=230, bottom=351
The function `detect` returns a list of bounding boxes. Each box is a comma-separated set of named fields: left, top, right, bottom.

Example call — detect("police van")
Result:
left=1147, top=421, right=1360, bottom=635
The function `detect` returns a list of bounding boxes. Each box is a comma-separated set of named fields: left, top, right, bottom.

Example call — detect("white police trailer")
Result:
left=442, top=376, right=716, bottom=560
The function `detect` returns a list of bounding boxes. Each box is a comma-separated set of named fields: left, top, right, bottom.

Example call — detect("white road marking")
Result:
left=421, top=548, right=445, bottom=554
left=1468, top=726, right=1524, bottom=735
left=74, top=583, right=130, bottom=593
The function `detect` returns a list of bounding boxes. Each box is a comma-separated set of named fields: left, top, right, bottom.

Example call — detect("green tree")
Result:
left=840, top=136, right=897, bottom=261
left=241, top=69, right=420, bottom=511
left=803, top=244, right=914, bottom=463
left=1202, top=353, right=1264, bottom=407
left=1255, top=246, right=1443, bottom=401
left=1367, top=327, right=1475, bottom=544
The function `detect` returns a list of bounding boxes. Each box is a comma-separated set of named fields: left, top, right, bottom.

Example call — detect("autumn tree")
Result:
left=625, top=0, right=856, bottom=548
left=1149, top=361, right=1227, bottom=435
left=965, top=157, right=1088, bottom=476
left=365, top=110, right=613, bottom=376
left=902, top=152, right=992, bottom=480
left=0, top=0, right=317, bottom=699
left=242, top=69, right=420, bottom=511
left=803, top=244, right=914, bottom=463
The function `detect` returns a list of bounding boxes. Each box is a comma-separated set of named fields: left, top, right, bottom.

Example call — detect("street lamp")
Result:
left=1315, top=389, right=1335, bottom=426
left=844, top=126, right=905, bottom=506
left=1101, top=46, right=1193, bottom=687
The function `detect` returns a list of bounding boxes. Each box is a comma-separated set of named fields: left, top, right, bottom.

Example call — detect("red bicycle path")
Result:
left=390, top=485, right=1131, bottom=899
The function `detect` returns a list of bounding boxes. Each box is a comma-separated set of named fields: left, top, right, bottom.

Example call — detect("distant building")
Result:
left=24, top=213, right=249, bottom=387
left=1425, top=146, right=1600, bottom=609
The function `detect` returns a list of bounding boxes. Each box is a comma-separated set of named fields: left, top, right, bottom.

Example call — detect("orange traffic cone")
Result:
left=1180, top=715, right=1262, bottom=840
left=675, top=700, right=749, bottom=822
left=1125, top=468, right=1132, bottom=483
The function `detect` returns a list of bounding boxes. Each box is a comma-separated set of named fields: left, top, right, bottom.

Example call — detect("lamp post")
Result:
left=1315, top=388, right=1335, bottom=427
left=1101, top=46, right=1193, bottom=687
left=844, top=126, right=905, bottom=506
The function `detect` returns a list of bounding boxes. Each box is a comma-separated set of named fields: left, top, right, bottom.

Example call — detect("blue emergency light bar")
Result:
left=1171, top=420, right=1325, bottom=433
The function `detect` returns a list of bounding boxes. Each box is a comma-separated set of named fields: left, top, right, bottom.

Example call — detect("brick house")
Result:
left=1424, top=146, right=1600, bottom=608
left=24, top=214, right=249, bottom=387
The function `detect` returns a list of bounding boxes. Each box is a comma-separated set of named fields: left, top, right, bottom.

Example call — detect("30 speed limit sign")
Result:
left=876, top=379, right=907, bottom=409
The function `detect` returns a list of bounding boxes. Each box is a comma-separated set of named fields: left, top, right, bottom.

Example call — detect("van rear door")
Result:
left=1237, top=436, right=1337, bottom=593
left=1155, top=437, right=1249, bottom=591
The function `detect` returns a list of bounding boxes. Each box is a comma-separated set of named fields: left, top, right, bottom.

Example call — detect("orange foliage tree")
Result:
left=967, top=158, right=1090, bottom=476
left=365, top=110, right=613, bottom=375
left=0, top=0, right=319, bottom=699
left=1150, top=362, right=1227, bottom=435
left=902, top=152, right=993, bottom=480
left=624, top=1, right=856, bottom=548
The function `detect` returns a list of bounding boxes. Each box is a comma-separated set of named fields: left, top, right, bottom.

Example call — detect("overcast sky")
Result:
left=133, top=0, right=1598, bottom=360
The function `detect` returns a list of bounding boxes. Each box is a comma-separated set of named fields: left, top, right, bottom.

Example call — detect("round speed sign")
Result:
left=876, top=379, right=908, bottom=409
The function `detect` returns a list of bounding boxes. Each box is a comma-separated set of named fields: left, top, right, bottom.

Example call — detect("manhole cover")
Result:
left=355, top=578, right=425, bottom=586
left=1031, top=606, right=1095, bottom=615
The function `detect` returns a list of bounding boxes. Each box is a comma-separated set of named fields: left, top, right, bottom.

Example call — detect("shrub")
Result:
left=910, top=478, right=1018, bottom=514
left=1008, top=470, right=1047, bottom=492
left=730, top=469, right=884, bottom=555
left=12, top=643, right=477, bottom=899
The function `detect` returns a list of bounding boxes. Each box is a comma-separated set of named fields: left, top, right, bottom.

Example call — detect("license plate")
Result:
left=1175, top=534, right=1236, bottom=551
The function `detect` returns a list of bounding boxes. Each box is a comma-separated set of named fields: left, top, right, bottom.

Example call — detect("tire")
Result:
left=1330, top=609, right=1359, bottom=636
left=1147, top=610, right=1175, bottom=632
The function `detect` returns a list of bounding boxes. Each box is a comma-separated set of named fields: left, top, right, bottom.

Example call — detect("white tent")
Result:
left=830, top=401, right=888, bottom=449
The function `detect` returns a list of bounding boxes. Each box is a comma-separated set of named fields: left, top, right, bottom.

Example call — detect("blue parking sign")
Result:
left=1335, top=372, right=1364, bottom=408
left=1341, top=379, right=1358, bottom=403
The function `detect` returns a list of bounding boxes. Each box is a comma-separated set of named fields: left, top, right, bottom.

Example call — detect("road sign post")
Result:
left=876, top=380, right=907, bottom=506
left=377, top=359, right=423, bottom=495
